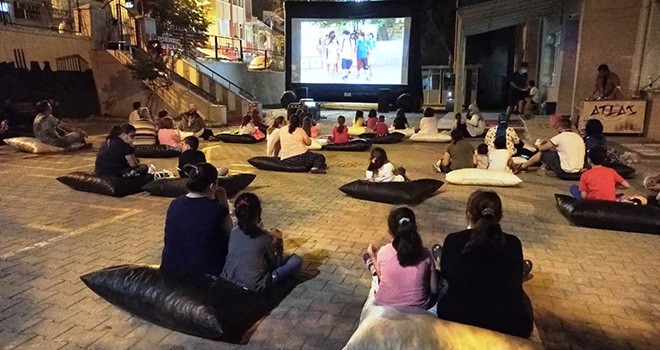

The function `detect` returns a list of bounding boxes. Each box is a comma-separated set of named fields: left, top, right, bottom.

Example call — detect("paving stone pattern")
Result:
left=0, top=115, right=659, bottom=350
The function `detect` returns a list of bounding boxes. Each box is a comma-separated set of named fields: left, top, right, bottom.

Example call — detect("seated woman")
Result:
left=418, top=107, right=438, bottom=135
left=178, top=106, right=215, bottom=141
left=484, top=114, right=530, bottom=158
left=267, top=115, right=327, bottom=174
left=250, top=109, right=269, bottom=134
left=465, top=103, right=486, bottom=138
left=361, top=207, right=439, bottom=313
left=392, top=108, right=410, bottom=130
left=583, top=119, right=606, bottom=153
left=161, top=163, right=233, bottom=277
left=329, top=115, right=350, bottom=144
left=437, top=190, right=534, bottom=338
left=435, top=129, right=476, bottom=173
left=221, top=192, right=302, bottom=291
left=366, top=147, right=411, bottom=182
left=239, top=113, right=265, bottom=140
left=131, top=107, right=158, bottom=146
left=266, top=116, right=286, bottom=157
left=94, top=124, right=149, bottom=177
left=158, top=117, right=183, bottom=149
left=451, top=113, right=469, bottom=137
left=33, top=100, right=87, bottom=148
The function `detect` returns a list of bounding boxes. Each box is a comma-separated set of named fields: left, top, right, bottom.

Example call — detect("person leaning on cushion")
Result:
left=33, top=100, right=87, bottom=149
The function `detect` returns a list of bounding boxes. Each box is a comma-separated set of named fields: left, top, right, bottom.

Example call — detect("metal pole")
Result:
left=76, top=0, right=81, bottom=33
left=215, top=35, right=219, bottom=60
left=239, top=38, right=244, bottom=62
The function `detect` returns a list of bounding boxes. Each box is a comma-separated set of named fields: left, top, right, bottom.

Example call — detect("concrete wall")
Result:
left=640, top=1, right=660, bottom=140
left=199, top=60, right=285, bottom=106
left=572, top=0, right=643, bottom=111
left=0, top=26, right=93, bottom=68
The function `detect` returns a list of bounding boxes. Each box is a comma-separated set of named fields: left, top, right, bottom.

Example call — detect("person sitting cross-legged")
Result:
left=519, top=118, right=585, bottom=176
left=94, top=124, right=149, bottom=178
left=373, top=115, right=390, bottom=137
left=437, top=190, right=534, bottom=338
left=569, top=146, right=630, bottom=201
left=221, top=192, right=302, bottom=291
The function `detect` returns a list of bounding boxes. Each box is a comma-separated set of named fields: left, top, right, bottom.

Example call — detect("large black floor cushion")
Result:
left=322, top=139, right=372, bottom=152
left=557, top=163, right=635, bottom=181
left=216, top=133, right=261, bottom=144
left=134, top=144, right=182, bottom=158
left=80, top=265, right=303, bottom=343
left=143, top=174, right=256, bottom=198
left=57, top=172, right=153, bottom=197
left=340, top=179, right=444, bottom=204
left=248, top=157, right=310, bottom=172
left=359, top=133, right=405, bottom=144
left=555, top=194, right=660, bottom=234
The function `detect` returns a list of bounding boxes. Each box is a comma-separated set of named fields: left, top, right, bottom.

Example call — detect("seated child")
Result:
left=362, top=207, right=439, bottom=313
left=475, top=143, right=489, bottom=169
left=221, top=192, right=302, bottom=291
left=373, top=116, right=390, bottom=136
left=157, top=117, right=183, bottom=149
left=366, top=147, right=412, bottom=182
left=570, top=147, right=630, bottom=201
left=488, top=136, right=517, bottom=173
left=267, top=116, right=286, bottom=157
left=329, top=115, right=350, bottom=144
left=178, top=136, right=227, bottom=178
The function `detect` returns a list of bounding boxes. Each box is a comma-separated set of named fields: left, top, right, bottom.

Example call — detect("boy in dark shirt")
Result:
left=178, top=136, right=228, bottom=178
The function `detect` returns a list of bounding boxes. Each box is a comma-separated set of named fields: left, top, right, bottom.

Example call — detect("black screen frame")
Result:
left=284, top=1, right=422, bottom=103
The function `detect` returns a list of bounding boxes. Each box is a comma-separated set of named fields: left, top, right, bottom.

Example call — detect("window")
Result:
left=13, top=1, right=41, bottom=21
left=0, top=2, right=10, bottom=13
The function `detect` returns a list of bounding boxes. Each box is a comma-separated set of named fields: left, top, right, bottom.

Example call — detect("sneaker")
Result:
left=431, top=244, right=443, bottom=266
left=310, top=167, right=326, bottom=174
left=363, top=253, right=376, bottom=276
left=271, top=272, right=278, bottom=284
left=433, top=165, right=442, bottom=173
left=523, top=259, right=533, bottom=278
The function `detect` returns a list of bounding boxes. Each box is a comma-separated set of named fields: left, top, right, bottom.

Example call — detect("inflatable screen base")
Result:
left=555, top=194, right=660, bottom=234
left=339, top=179, right=444, bottom=204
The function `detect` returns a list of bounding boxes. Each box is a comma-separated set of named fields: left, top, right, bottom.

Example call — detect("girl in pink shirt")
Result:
left=157, top=117, right=183, bottom=149
left=329, top=115, right=350, bottom=144
left=363, top=207, right=440, bottom=313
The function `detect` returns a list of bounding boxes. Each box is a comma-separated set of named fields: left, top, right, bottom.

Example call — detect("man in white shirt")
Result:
left=528, top=80, right=540, bottom=104
left=519, top=118, right=585, bottom=175
left=128, top=101, right=141, bottom=123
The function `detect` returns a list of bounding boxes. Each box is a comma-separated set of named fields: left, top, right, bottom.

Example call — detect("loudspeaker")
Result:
left=280, top=90, right=297, bottom=108
left=295, top=87, right=308, bottom=99
left=378, top=89, right=392, bottom=113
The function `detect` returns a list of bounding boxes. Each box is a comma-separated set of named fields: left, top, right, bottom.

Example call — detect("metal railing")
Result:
left=187, top=57, right=256, bottom=101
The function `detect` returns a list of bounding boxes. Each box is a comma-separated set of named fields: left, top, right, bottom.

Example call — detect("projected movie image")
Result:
left=293, top=18, right=410, bottom=85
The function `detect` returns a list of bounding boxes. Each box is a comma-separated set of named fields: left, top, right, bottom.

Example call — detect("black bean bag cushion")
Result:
left=142, top=174, right=257, bottom=198
left=339, top=179, right=444, bottom=204
left=557, top=163, right=636, bottom=181
left=555, top=194, right=660, bottom=234
left=248, top=157, right=309, bottom=172
left=216, top=133, right=261, bottom=144
left=134, top=144, right=182, bottom=158
left=358, top=132, right=406, bottom=144
left=80, top=265, right=306, bottom=343
left=322, top=139, right=372, bottom=152
left=57, top=172, right=153, bottom=197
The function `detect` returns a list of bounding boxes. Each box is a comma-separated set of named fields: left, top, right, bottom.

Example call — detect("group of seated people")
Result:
left=362, top=190, right=534, bottom=338
left=128, top=101, right=217, bottom=147
left=160, top=163, right=302, bottom=291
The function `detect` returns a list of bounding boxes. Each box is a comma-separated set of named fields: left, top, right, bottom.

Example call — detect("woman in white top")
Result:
left=239, top=114, right=256, bottom=135
left=366, top=147, right=410, bottom=182
left=266, top=116, right=286, bottom=157
left=267, top=115, right=327, bottom=174
left=465, top=103, right=486, bottom=137
left=488, top=136, right=517, bottom=173
left=418, top=107, right=438, bottom=135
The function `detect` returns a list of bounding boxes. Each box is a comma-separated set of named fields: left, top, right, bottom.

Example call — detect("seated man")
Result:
left=520, top=118, right=585, bottom=175
left=33, top=100, right=87, bottom=148
left=131, top=107, right=158, bottom=146
left=570, top=147, right=629, bottom=201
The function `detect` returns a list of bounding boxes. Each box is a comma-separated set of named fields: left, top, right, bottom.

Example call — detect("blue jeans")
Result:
left=569, top=185, right=582, bottom=200
left=272, top=254, right=302, bottom=281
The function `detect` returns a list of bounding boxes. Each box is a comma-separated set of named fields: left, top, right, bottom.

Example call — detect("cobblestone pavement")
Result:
left=0, top=114, right=659, bottom=350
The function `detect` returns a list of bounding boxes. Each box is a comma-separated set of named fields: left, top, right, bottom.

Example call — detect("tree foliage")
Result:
left=145, top=0, right=211, bottom=55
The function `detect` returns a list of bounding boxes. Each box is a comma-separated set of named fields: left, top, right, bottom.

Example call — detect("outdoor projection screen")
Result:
left=285, top=1, right=422, bottom=103
left=290, top=18, right=412, bottom=85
